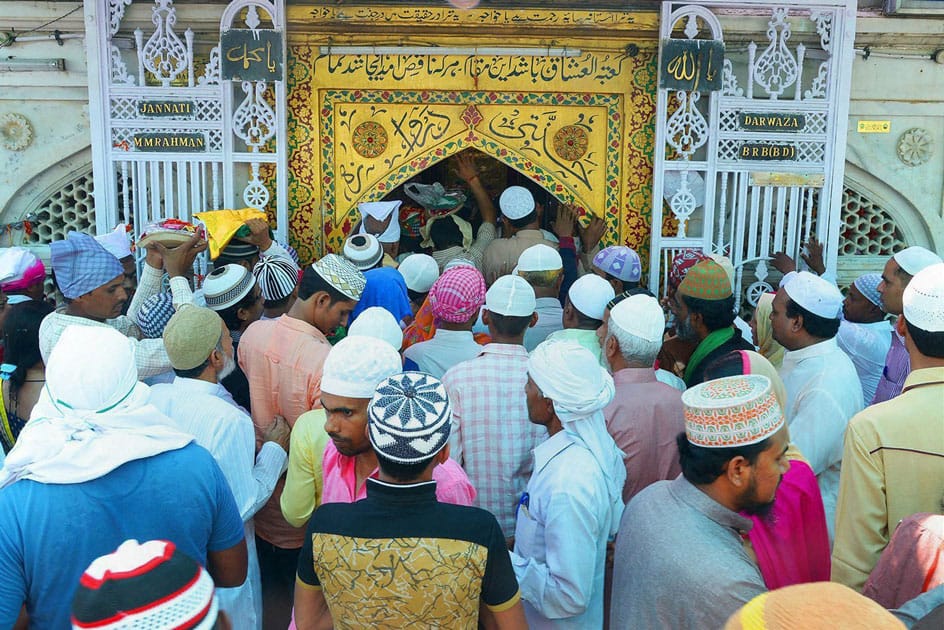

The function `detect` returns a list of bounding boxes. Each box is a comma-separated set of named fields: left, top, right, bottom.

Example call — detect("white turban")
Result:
left=528, top=339, right=626, bottom=538
left=320, top=335, right=403, bottom=399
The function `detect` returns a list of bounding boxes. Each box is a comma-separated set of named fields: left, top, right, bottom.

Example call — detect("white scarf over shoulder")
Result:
left=0, top=325, right=192, bottom=488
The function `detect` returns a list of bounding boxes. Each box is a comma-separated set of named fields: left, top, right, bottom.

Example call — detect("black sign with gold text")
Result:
left=221, top=29, right=283, bottom=82
left=137, top=100, right=195, bottom=117
left=659, top=39, right=724, bottom=92
left=738, top=113, right=805, bottom=132
left=133, top=133, right=206, bottom=152
left=739, top=143, right=797, bottom=161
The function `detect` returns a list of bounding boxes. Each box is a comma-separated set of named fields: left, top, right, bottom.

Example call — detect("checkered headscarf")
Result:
left=50, top=232, right=124, bottom=299
left=368, top=372, right=452, bottom=464
left=428, top=265, right=486, bottom=323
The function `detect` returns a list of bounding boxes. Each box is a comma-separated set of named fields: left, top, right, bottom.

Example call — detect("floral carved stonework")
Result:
left=0, top=113, right=33, bottom=151
left=352, top=121, right=388, bottom=158
left=897, top=127, right=932, bottom=167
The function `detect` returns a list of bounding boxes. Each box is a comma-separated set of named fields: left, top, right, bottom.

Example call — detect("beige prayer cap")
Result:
left=163, top=305, right=224, bottom=370
left=682, top=375, right=784, bottom=448
left=724, top=582, right=906, bottom=630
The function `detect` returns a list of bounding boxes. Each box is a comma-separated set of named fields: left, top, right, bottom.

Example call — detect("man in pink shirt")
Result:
left=237, top=253, right=365, bottom=629
left=597, top=293, right=684, bottom=502
left=318, top=336, right=476, bottom=506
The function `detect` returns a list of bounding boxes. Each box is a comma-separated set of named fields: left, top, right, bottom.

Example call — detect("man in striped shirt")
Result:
left=442, top=274, right=546, bottom=537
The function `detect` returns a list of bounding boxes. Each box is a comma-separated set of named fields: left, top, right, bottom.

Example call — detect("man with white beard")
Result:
left=149, top=305, right=290, bottom=629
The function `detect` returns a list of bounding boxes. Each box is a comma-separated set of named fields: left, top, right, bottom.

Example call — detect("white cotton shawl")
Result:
left=0, top=326, right=192, bottom=489
left=358, top=201, right=403, bottom=244
left=528, top=339, right=627, bottom=539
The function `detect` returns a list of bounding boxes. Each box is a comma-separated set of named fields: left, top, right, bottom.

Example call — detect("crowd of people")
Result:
left=0, top=152, right=941, bottom=629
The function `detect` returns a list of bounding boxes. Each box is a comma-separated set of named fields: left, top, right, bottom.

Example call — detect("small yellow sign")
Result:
left=857, top=120, right=891, bottom=133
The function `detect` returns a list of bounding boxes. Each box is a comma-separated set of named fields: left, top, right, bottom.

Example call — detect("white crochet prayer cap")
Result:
left=342, top=233, right=384, bottom=271
left=517, top=244, right=562, bottom=272
left=903, top=262, right=944, bottom=333
left=203, top=264, right=254, bottom=311
left=348, top=306, right=404, bottom=351
left=94, top=225, right=132, bottom=260
left=782, top=271, right=842, bottom=319
left=397, top=253, right=439, bottom=293
left=499, top=186, right=535, bottom=220
left=321, top=335, right=403, bottom=399
left=609, top=294, right=665, bottom=343
left=444, top=257, right=475, bottom=271
left=568, top=274, right=616, bottom=321
left=485, top=274, right=536, bottom=317
left=894, top=246, right=942, bottom=276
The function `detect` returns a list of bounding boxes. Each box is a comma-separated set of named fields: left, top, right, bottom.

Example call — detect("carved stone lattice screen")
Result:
left=837, top=186, right=907, bottom=256
left=650, top=0, right=858, bottom=306
left=85, top=0, right=288, bottom=270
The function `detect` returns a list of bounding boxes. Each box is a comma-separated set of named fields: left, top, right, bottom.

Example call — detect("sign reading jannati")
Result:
left=221, top=29, right=283, bottom=82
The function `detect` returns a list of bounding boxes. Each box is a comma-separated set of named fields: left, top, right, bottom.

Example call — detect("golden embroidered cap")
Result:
left=677, top=260, right=733, bottom=301
left=682, top=375, right=784, bottom=448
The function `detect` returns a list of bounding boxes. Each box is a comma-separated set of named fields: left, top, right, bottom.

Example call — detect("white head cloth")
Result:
left=609, top=294, right=665, bottom=343
left=0, top=326, right=191, bottom=489
left=0, top=247, right=41, bottom=284
left=568, top=274, right=616, bottom=321
left=95, top=225, right=133, bottom=260
left=528, top=339, right=627, bottom=538
left=358, top=200, right=403, bottom=243
left=398, top=253, right=440, bottom=293
left=894, top=246, right=942, bottom=276
left=348, top=306, right=404, bottom=351
left=903, top=262, right=944, bottom=333
left=782, top=271, right=842, bottom=319
left=320, top=334, right=403, bottom=398
left=707, top=254, right=736, bottom=287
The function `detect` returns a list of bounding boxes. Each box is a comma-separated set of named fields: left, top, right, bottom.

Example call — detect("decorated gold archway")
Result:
left=281, top=6, right=659, bottom=264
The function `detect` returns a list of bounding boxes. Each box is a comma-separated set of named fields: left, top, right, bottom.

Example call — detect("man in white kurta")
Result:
left=149, top=305, right=289, bottom=629
left=511, top=339, right=625, bottom=629
left=772, top=272, right=863, bottom=539
left=836, top=273, right=892, bottom=406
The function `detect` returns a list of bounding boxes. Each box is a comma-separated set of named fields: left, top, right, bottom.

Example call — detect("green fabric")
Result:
left=684, top=326, right=735, bottom=384
left=545, top=328, right=607, bottom=368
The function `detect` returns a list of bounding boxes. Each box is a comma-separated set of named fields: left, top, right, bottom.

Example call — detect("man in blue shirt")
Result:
left=0, top=325, right=246, bottom=628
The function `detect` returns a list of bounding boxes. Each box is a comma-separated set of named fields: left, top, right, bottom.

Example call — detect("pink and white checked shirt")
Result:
left=442, top=343, right=547, bottom=536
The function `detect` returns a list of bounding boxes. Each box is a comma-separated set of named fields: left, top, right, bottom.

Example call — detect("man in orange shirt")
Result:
left=238, top=253, right=365, bottom=629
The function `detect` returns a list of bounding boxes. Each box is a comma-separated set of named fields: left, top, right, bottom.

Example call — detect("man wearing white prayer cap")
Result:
left=512, top=338, right=626, bottom=628
left=357, top=200, right=403, bottom=261
left=347, top=305, right=404, bottom=351
left=397, top=253, right=439, bottom=316
left=0, top=325, right=247, bottom=628
left=611, top=375, right=786, bottom=629
left=545, top=273, right=615, bottom=366
left=442, top=274, right=545, bottom=538
left=95, top=224, right=138, bottom=312
left=598, top=294, right=685, bottom=502
left=873, top=245, right=943, bottom=403
left=771, top=271, right=863, bottom=540
left=236, top=253, right=365, bottom=626
left=833, top=262, right=944, bottom=591
left=517, top=244, right=565, bottom=351
left=482, top=185, right=558, bottom=285
left=284, top=338, right=476, bottom=627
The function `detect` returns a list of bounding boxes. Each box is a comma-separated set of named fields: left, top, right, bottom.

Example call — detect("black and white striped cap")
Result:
left=252, top=256, right=300, bottom=301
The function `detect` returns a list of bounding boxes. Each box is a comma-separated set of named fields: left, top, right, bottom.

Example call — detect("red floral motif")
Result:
left=460, top=105, right=483, bottom=127
left=553, top=125, right=589, bottom=161
left=351, top=121, right=388, bottom=158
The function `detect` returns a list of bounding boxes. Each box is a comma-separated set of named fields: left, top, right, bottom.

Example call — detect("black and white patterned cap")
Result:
left=368, top=371, right=452, bottom=464
left=252, top=256, right=300, bottom=301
